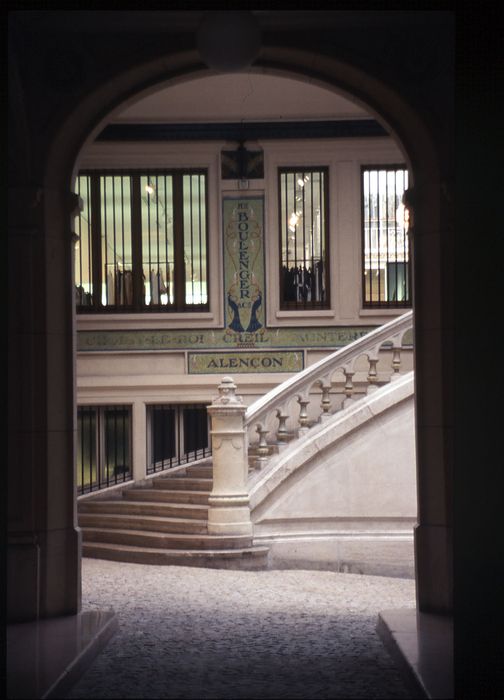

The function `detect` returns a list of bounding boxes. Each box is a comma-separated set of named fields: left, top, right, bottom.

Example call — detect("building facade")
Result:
left=75, top=72, right=412, bottom=491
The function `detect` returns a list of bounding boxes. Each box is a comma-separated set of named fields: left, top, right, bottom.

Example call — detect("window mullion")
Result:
left=173, top=173, right=185, bottom=310
left=322, top=168, right=329, bottom=306
left=131, top=174, right=143, bottom=311
left=90, top=175, right=102, bottom=311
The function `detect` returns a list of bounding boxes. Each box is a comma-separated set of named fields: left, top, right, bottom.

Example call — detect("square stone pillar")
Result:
left=8, top=185, right=81, bottom=622
left=207, top=377, right=253, bottom=536
left=408, top=181, right=453, bottom=615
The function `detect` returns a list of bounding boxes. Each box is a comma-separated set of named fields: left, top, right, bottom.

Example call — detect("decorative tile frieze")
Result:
left=77, top=325, right=373, bottom=352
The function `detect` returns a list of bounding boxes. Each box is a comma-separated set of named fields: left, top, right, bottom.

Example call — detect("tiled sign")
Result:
left=188, top=351, right=304, bottom=374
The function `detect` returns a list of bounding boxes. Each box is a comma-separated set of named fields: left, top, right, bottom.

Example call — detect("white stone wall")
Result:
left=250, top=375, right=417, bottom=576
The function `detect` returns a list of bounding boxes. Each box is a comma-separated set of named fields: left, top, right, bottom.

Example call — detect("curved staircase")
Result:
left=78, top=460, right=269, bottom=569
left=78, top=311, right=414, bottom=570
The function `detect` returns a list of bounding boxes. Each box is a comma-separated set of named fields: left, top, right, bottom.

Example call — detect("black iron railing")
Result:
left=77, top=405, right=132, bottom=495
left=148, top=403, right=211, bottom=475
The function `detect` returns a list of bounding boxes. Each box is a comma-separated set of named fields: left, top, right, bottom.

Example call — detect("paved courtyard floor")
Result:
left=67, top=558, right=416, bottom=699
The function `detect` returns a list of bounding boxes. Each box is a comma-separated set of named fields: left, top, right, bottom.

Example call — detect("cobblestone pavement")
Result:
left=67, top=558, right=416, bottom=699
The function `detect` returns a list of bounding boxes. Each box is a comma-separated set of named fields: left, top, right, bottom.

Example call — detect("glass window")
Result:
left=75, top=175, right=94, bottom=307
left=362, top=166, right=411, bottom=307
left=183, top=173, right=208, bottom=306
left=101, top=174, right=133, bottom=307
left=141, top=174, right=174, bottom=306
left=77, top=405, right=131, bottom=494
left=147, top=404, right=210, bottom=475
left=279, top=167, right=329, bottom=309
left=74, top=170, right=208, bottom=313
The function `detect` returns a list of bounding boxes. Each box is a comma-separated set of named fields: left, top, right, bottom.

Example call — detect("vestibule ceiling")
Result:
left=115, top=72, right=369, bottom=124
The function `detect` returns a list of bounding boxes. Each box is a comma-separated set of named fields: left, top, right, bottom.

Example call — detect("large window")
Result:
left=279, top=167, right=329, bottom=309
left=75, top=170, right=208, bottom=312
left=77, top=405, right=132, bottom=494
left=362, top=166, right=411, bottom=307
left=147, top=404, right=211, bottom=474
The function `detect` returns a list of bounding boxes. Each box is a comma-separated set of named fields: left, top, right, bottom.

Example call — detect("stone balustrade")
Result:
left=243, top=310, right=414, bottom=471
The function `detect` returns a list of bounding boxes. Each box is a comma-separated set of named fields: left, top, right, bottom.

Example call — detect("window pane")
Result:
left=183, top=173, right=208, bottom=305
left=104, top=407, right=131, bottom=483
left=183, top=407, right=209, bottom=455
left=76, top=170, right=208, bottom=313
left=77, top=407, right=97, bottom=493
left=77, top=405, right=131, bottom=494
left=75, top=175, right=94, bottom=307
left=280, top=168, right=328, bottom=308
left=151, top=406, right=177, bottom=467
left=147, top=403, right=211, bottom=474
left=141, top=174, right=174, bottom=306
left=100, top=175, right=133, bottom=307
left=362, top=167, right=410, bottom=306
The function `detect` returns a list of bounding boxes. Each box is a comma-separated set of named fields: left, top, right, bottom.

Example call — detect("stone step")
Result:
left=122, top=489, right=210, bottom=505
left=78, top=499, right=208, bottom=520
left=81, top=527, right=253, bottom=550
left=184, top=465, right=213, bottom=479
left=78, top=513, right=208, bottom=535
left=152, top=477, right=213, bottom=492
left=82, top=542, right=269, bottom=570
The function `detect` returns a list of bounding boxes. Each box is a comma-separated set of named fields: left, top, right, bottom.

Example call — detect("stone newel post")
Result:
left=207, top=377, right=253, bottom=536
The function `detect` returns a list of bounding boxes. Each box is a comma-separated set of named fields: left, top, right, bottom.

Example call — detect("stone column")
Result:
left=8, top=185, right=81, bottom=622
left=408, top=182, right=454, bottom=615
left=207, top=377, right=253, bottom=536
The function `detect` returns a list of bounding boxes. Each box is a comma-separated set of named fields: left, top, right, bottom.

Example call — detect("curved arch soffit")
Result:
left=44, top=46, right=439, bottom=192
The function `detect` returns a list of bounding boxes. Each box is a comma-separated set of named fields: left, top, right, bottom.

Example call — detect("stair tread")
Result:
left=83, top=541, right=269, bottom=555
left=160, top=476, right=212, bottom=482
left=79, top=513, right=208, bottom=525
left=81, top=527, right=251, bottom=541
left=78, top=505, right=208, bottom=520
left=152, top=481, right=212, bottom=491
left=80, top=499, right=208, bottom=508
left=122, top=489, right=210, bottom=503
left=126, top=489, right=210, bottom=495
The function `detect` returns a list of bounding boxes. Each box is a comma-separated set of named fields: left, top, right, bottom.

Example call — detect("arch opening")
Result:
left=62, top=52, right=440, bottom=590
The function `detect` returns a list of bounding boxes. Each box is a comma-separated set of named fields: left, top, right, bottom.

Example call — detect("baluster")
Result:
left=343, top=369, right=355, bottom=407
left=391, top=343, right=402, bottom=380
left=319, top=380, right=332, bottom=421
left=275, top=409, right=289, bottom=444
left=255, top=423, right=269, bottom=469
left=367, top=354, right=379, bottom=393
left=297, top=396, right=310, bottom=435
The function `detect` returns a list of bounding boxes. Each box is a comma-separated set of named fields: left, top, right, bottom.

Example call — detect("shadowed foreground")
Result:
left=67, top=558, right=416, bottom=699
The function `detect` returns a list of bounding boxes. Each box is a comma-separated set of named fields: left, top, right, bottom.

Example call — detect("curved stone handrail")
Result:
left=248, top=370, right=415, bottom=509
left=244, top=310, right=413, bottom=459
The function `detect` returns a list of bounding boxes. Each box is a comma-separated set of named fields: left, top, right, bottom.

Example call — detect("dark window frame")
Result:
left=75, top=168, right=209, bottom=313
left=361, top=164, right=412, bottom=309
left=147, top=403, right=211, bottom=475
left=278, top=166, right=330, bottom=311
left=77, top=404, right=132, bottom=495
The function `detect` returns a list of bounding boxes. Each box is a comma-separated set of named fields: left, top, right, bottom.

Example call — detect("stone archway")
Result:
left=8, top=38, right=452, bottom=623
